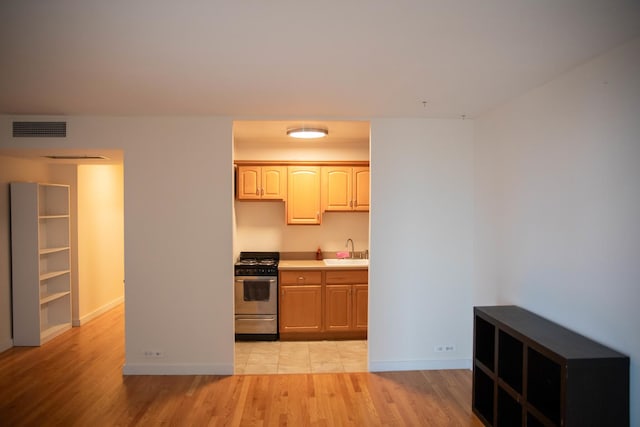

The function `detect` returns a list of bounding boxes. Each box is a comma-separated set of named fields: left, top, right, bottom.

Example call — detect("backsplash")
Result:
left=234, top=201, right=369, bottom=254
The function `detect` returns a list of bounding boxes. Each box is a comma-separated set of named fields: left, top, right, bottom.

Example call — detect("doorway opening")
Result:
left=0, top=149, right=125, bottom=334
left=232, top=120, right=371, bottom=374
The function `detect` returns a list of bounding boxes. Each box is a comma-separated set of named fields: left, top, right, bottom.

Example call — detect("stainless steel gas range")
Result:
left=234, top=252, right=279, bottom=341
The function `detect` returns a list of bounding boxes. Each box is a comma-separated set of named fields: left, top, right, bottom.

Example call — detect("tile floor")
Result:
left=235, top=340, right=368, bottom=374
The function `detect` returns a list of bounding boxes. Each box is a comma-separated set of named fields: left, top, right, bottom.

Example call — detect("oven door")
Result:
left=234, top=276, right=277, bottom=315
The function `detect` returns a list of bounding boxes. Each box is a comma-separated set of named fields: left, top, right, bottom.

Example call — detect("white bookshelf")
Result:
left=11, top=182, right=72, bottom=346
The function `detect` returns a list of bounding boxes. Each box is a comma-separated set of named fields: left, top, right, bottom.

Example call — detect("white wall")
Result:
left=76, top=164, right=125, bottom=324
left=0, top=156, right=50, bottom=352
left=475, top=37, right=640, bottom=425
left=234, top=141, right=370, bottom=162
left=47, top=163, right=125, bottom=326
left=369, top=118, right=475, bottom=370
left=122, top=118, right=233, bottom=374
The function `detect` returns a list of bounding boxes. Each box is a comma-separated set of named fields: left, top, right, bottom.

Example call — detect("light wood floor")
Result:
left=0, top=304, right=483, bottom=426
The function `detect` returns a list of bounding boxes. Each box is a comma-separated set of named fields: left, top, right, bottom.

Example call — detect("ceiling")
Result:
left=1, top=1, right=639, bottom=120
left=234, top=120, right=370, bottom=147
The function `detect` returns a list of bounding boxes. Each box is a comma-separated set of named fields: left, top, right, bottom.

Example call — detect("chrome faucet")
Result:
left=346, top=238, right=355, bottom=259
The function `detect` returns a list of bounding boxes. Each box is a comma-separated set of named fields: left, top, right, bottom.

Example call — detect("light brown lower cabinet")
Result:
left=352, top=284, right=369, bottom=329
left=279, top=271, right=323, bottom=334
left=325, top=269, right=368, bottom=332
left=279, top=285, right=323, bottom=333
left=280, top=269, right=368, bottom=340
left=325, top=284, right=369, bottom=331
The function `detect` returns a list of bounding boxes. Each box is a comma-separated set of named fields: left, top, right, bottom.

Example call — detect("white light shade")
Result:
left=286, top=127, right=328, bottom=139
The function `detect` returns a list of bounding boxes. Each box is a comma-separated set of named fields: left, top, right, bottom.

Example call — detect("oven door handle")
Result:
left=235, top=316, right=276, bottom=321
left=235, top=277, right=277, bottom=284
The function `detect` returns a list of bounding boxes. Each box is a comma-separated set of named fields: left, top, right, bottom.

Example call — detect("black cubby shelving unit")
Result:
left=472, top=305, right=629, bottom=427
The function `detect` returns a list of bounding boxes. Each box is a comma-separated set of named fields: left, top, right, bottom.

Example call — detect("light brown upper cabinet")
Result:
left=322, top=166, right=369, bottom=212
left=237, top=165, right=286, bottom=200
left=287, top=166, right=321, bottom=224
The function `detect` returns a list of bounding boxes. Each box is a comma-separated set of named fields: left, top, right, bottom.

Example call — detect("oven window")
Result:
left=243, top=281, right=271, bottom=302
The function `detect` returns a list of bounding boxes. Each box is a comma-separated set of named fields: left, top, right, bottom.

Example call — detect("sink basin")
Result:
left=323, top=258, right=369, bottom=266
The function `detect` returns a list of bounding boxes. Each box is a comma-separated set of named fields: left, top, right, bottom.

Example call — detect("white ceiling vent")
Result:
left=13, top=121, right=67, bottom=138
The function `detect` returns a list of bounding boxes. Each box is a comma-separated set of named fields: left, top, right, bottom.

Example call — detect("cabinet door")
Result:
left=353, top=167, right=370, bottom=211
left=279, top=285, right=322, bottom=333
left=352, top=284, right=369, bottom=330
left=323, top=167, right=352, bottom=211
left=237, top=166, right=261, bottom=199
left=261, top=166, right=286, bottom=199
left=325, top=284, right=352, bottom=331
left=287, top=166, right=321, bottom=224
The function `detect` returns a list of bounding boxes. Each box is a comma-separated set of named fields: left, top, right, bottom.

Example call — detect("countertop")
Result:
left=278, top=260, right=368, bottom=270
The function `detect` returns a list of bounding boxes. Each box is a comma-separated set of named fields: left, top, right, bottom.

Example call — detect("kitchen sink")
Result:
left=323, top=258, right=369, bottom=266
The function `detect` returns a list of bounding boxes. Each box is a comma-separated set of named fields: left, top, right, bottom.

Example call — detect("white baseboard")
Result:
left=122, top=362, right=234, bottom=376
left=72, top=296, right=124, bottom=327
left=369, top=358, right=472, bottom=372
left=0, top=338, right=14, bottom=353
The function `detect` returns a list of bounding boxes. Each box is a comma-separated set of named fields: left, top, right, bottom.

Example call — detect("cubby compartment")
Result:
left=527, top=348, right=560, bottom=425
left=473, top=368, right=494, bottom=425
left=40, top=294, right=71, bottom=340
left=38, top=217, right=70, bottom=250
left=497, top=388, right=521, bottom=427
left=40, top=273, right=71, bottom=302
left=526, top=413, right=546, bottom=427
left=474, top=315, right=495, bottom=371
left=472, top=306, right=629, bottom=427
left=498, top=330, right=523, bottom=393
left=38, top=184, right=69, bottom=216
left=39, top=249, right=70, bottom=277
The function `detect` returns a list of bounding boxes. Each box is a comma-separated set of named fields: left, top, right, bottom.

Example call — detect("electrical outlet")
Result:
left=434, top=344, right=456, bottom=353
left=143, top=350, right=164, bottom=358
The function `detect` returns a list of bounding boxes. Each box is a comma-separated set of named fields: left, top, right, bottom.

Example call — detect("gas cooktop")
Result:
left=235, top=259, right=278, bottom=266
left=234, top=252, right=280, bottom=276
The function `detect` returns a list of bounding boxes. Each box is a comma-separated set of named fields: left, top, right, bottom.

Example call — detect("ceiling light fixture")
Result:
left=286, top=127, right=328, bottom=139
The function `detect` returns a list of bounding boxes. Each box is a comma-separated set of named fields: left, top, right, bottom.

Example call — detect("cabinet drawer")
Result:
left=325, top=270, right=368, bottom=284
left=280, top=270, right=322, bottom=285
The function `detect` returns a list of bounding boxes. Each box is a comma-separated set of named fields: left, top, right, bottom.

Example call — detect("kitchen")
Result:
left=233, top=120, right=371, bottom=374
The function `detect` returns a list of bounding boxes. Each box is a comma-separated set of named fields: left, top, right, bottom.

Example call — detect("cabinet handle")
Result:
left=350, top=200, right=353, bottom=208
left=261, top=188, right=264, bottom=196
left=256, top=189, right=260, bottom=196
left=354, top=200, right=358, bottom=208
